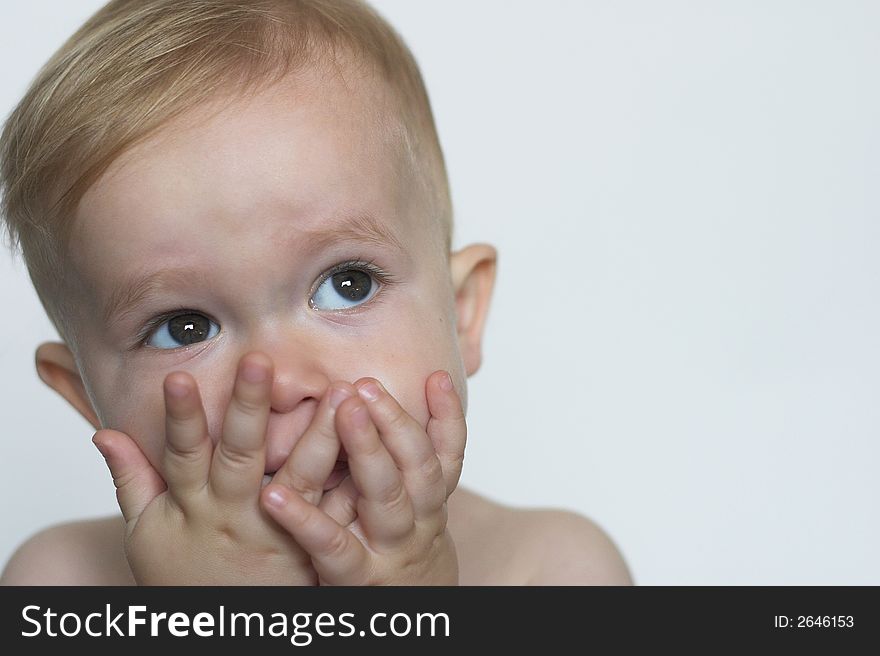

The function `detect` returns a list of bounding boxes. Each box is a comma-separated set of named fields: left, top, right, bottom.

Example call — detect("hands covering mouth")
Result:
left=92, top=351, right=467, bottom=585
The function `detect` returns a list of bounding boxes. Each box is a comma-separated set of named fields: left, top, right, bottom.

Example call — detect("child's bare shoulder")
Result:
left=450, top=487, right=633, bottom=585
left=1, top=516, right=134, bottom=585
left=2, top=495, right=633, bottom=586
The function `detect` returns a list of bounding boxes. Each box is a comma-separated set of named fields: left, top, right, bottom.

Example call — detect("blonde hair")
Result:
left=0, top=0, right=451, bottom=343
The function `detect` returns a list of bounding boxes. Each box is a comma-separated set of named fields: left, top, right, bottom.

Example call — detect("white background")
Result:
left=1, top=1, right=878, bottom=585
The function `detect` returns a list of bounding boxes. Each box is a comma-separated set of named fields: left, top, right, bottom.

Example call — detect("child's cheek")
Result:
left=386, top=376, right=431, bottom=428
left=95, top=374, right=169, bottom=471
left=367, top=327, right=461, bottom=428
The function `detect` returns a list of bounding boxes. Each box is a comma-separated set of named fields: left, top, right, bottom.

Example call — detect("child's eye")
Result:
left=145, top=312, right=220, bottom=349
left=310, top=266, right=380, bottom=311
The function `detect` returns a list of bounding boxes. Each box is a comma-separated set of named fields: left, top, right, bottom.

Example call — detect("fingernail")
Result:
left=357, top=381, right=381, bottom=402
left=329, top=386, right=352, bottom=410
left=439, top=371, right=454, bottom=392
left=241, top=360, right=268, bottom=383
left=265, top=487, right=288, bottom=508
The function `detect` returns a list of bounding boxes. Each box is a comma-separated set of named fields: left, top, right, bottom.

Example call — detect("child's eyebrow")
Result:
left=101, top=212, right=406, bottom=327
left=301, top=212, right=406, bottom=257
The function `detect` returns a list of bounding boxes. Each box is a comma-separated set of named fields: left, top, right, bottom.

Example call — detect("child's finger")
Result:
left=271, top=382, right=355, bottom=506
left=93, top=429, right=166, bottom=524
left=354, top=378, right=446, bottom=517
left=318, top=474, right=359, bottom=527
left=162, top=372, right=212, bottom=502
left=208, top=352, right=272, bottom=502
left=425, top=371, right=467, bottom=497
left=261, top=484, right=369, bottom=584
left=335, top=396, right=415, bottom=546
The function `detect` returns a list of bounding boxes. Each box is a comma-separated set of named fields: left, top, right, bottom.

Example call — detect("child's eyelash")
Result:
left=132, top=259, right=396, bottom=349
left=312, top=258, right=397, bottom=294
left=133, top=307, right=213, bottom=349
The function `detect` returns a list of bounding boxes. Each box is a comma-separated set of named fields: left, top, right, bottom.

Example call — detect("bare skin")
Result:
left=1, top=488, right=633, bottom=585
left=0, top=65, right=633, bottom=586
left=1, top=356, right=632, bottom=585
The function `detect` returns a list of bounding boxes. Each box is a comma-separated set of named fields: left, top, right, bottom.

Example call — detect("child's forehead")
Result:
left=97, top=70, right=400, bottom=182
left=65, top=73, right=439, bottom=318
left=76, top=73, right=416, bottom=244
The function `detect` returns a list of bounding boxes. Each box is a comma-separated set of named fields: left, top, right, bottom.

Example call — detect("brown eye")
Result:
left=146, top=313, right=219, bottom=349
left=333, top=269, right=372, bottom=301
left=312, top=268, right=377, bottom=310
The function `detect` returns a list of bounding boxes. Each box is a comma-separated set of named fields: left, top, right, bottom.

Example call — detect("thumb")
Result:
left=93, top=429, right=166, bottom=524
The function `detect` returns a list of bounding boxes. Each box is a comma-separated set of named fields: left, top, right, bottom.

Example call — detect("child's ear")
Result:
left=449, top=243, right=497, bottom=376
left=35, top=342, right=101, bottom=430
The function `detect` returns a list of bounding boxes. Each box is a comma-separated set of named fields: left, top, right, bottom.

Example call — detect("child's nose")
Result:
left=247, top=331, right=328, bottom=414
left=267, top=359, right=327, bottom=414
left=272, top=370, right=329, bottom=413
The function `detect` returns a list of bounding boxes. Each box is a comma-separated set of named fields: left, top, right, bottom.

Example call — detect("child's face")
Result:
left=57, top=71, right=476, bottom=475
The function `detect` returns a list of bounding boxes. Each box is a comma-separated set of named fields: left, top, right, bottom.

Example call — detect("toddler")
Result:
left=0, top=0, right=632, bottom=585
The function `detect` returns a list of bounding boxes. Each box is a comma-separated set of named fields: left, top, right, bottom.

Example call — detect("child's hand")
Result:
left=260, top=372, right=466, bottom=585
left=92, top=352, right=351, bottom=585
